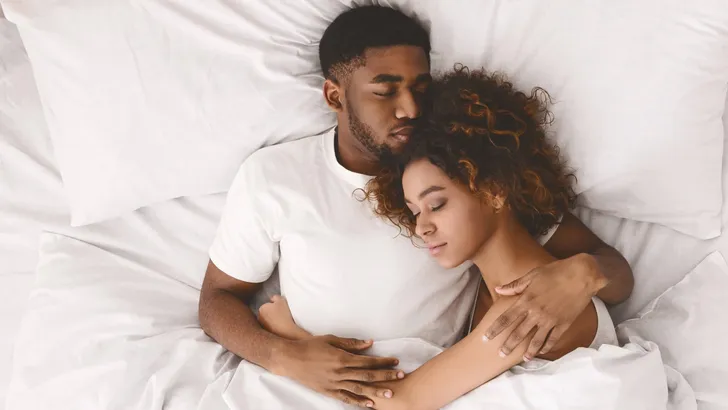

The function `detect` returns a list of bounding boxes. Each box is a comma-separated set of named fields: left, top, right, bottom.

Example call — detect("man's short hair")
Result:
left=319, top=5, right=431, bottom=83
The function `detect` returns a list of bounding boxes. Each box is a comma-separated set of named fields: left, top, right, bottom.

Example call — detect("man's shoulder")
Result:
left=235, top=133, right=327, bottom=191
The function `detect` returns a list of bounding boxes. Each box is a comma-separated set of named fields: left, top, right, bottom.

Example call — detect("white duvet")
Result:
left=215, top=338, right=692, bottom=410
left=7, top=222, right=700, bottom=410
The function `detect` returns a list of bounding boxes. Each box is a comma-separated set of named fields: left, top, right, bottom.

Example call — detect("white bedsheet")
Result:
left=3, top=8, right=728, bottom=409
left=5, top=94, right=728, bottom=409
left=0, top=15, right=66, bottom=410
left=9, top=196, right=717, bottom=410
left=221, top=337, right=693, bottom=410
left=0, top=17, right=67, bottom=274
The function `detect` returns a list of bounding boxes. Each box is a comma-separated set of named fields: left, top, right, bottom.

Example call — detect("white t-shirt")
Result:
left=210, top=128, right=480, bottom=347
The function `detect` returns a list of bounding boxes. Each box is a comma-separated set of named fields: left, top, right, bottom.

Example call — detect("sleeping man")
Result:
left=198, top=5, right=634, bottom=408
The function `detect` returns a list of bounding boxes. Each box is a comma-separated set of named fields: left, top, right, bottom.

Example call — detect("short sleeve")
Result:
left=209, top=160, right=280, bottom=283
left=537, top=214, right=564, bottom=246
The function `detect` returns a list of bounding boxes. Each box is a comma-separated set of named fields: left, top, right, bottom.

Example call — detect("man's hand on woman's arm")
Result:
left=199, top=260, right=402, bottom=408
left=483, top=212, right=634, bottom=360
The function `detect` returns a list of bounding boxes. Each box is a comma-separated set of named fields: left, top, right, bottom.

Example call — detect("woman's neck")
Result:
left=472, top=217, right=556, bottom=302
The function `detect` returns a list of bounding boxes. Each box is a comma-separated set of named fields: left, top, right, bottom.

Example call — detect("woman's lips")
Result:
left=428, top=243, right=447, bottom=256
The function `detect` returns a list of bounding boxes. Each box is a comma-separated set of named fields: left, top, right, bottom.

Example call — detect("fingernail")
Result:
left=482, top=335, right=489, bottom=343
left=397, top=371, right=405, bottom=379
left=523, top=355, right=531, bottom=362
left=499, top=350, right=507, bottom=358
left=540, top=349, right=547, bottom=354
left=394, top=359, right=400, bottom=365
left=366, top=402, right=374, bottom=408
left=385, top=391, right=392, bottom=398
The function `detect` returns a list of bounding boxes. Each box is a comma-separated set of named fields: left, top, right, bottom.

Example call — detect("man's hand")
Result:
left=483, top=254, right=607, bottom=360
left=272, top=335, right=404, bottom=408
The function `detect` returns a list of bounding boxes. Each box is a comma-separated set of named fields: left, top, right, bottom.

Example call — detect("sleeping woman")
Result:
left=257, top=67, right=618, bottom=410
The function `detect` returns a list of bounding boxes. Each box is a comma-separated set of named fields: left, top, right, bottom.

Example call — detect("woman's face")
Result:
left=402, top=158, right=498, bottom=268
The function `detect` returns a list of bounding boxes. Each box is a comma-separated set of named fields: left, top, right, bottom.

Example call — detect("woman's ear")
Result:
left=323, top=79, right=344, bottom=112
left=491, top=193, right=507, bottom=213
left=478, top=183, right=507, bottom=213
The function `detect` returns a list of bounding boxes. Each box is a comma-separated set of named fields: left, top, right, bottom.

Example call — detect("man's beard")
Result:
left=347, top=97, right=393, bottom=161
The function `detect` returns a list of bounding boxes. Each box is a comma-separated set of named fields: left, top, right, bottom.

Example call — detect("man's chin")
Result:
left=385, top=140, right=408, bottom=154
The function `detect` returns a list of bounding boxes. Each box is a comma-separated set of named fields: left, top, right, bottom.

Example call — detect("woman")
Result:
left=258, top=67, right=617, bottom=410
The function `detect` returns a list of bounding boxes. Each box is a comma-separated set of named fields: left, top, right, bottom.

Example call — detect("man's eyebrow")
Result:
left=370, top=74, right=404, bottom=83
left=415, top=73, right=433, bottom=83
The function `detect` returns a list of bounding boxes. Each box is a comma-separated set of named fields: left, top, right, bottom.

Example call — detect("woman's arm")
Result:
left=373, top=295, right=597, bottom=410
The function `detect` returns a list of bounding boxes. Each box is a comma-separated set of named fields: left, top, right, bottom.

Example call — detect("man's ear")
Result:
left=323, top=79, right=344, bottom=112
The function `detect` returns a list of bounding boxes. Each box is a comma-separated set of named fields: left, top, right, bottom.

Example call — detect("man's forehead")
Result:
left=356, top=45, right=430, bottom=81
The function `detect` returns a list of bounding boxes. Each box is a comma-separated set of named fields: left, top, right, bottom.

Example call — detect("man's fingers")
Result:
left=327, top=335, right=373, bottom=352
left=524, top=325, right=552, bottom=361
left=330, top=390, right=373, bottom=408
left=540, top=324, right=569, bottom=354
left=339, top=381, right=393, bottom=401
left=343, top=353, right=400, bottom=370
left=498, top=316, right=536, bottom=357
left=495, top=270, right=536, bottom=296
left=483, top=306, right=525, bottom=341
left=338, top=367, right=405, bottom=383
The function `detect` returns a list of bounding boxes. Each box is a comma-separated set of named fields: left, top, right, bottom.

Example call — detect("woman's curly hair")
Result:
left=365, top=66, right=577, bottom=238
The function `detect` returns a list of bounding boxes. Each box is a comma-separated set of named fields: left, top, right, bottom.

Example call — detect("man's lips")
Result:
left=391, top=126, right=414, bottom=142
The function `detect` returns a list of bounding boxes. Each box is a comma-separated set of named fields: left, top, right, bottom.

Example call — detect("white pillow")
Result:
left=4, top=0, right=727, bottom=236
left=617, top=251, right=728, bottom=410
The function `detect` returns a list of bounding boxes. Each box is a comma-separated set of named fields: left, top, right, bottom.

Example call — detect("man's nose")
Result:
left=395, top=90, right=421, bottom=120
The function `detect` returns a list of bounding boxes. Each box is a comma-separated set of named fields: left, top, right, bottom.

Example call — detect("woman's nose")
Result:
left=415, top=215, right=435, bottom=237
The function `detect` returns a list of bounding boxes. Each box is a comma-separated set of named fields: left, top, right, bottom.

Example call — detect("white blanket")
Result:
left=216, top=337, right=694, bottom=410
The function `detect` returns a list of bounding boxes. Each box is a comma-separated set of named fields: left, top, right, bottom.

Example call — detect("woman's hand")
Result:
left=482, top=253, right=607, bottom=360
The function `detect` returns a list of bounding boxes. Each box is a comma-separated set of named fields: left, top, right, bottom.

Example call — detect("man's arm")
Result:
left=199, top=260, right=401, bottom=408
left=198, top=260, right=286, bottom=370
left=484, top=212, right=634, bottom=360
left=542, top=212, right=634, bottom=304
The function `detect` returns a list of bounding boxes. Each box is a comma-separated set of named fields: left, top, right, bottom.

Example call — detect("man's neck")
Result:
left=335, top=127, right=380, bottom=176
left=472, top=216, right=556, bottom=301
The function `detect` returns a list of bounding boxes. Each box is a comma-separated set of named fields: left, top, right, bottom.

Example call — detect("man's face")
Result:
left=342, top=45, right=431, bottom=157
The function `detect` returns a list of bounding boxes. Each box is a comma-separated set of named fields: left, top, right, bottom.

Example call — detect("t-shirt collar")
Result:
left=322, top=127, right=373, bottom=188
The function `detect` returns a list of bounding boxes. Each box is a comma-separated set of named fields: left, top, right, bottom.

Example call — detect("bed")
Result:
left=0, top=15, right=67, bottom=409
left=1, top=1, right=727, bottom=409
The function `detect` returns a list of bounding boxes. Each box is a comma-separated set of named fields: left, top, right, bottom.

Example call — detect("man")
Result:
left=199, top=5, right=634, bottom=408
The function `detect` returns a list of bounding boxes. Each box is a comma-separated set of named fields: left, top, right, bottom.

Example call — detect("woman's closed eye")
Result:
left=430, top=200, right=447, bottom=212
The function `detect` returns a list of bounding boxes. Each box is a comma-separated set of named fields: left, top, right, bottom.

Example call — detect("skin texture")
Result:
left=200, top=44, right=634, bottom=408
left=258, top=159, right=600, bottom=410
left=199, top=46, right=431, bottom=408
left=323, top=46, right=432, bottom=176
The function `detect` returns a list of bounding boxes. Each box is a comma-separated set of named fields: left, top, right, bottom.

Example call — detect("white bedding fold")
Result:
left=218, top=337, right=693, bottom=410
